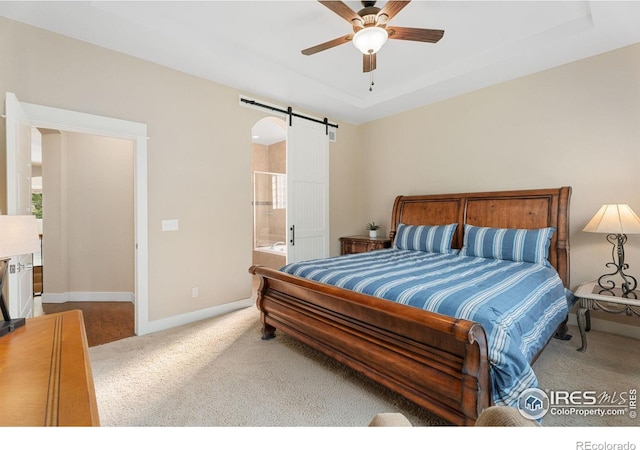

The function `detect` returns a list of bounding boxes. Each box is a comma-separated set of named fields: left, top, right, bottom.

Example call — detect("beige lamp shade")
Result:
left=0, top=215, right=41, bottom=260
left=583, top=204, right=640, bottom=235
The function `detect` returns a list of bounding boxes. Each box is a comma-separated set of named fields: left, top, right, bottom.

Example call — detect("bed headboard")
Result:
left=389, top=187, right=572, bottom=287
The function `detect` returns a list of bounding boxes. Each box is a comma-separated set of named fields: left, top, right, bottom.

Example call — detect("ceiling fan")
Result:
left=301, top=1, right=444, bottom=74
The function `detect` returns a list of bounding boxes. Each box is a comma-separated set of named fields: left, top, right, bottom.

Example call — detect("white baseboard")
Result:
left=142, top=297, right=255, bottom=335
left=40, top=292, right=253, bottom=336
left=567, top=312, right=640, bottom=341
left=41, top=292, right=134, bottom=303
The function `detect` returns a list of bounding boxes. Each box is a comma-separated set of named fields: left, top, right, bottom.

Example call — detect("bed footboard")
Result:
left=250, top=265, right=491, bottom=426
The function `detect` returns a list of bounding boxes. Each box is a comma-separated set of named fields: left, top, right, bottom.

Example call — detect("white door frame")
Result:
left=19, top=101, right=150, bottom=336
left=5, top=93, right=36, bottom=319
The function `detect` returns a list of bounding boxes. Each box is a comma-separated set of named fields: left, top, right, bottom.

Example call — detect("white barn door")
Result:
left=286, top=118, right=329, bottom=264
left=4, top=92, right=36, bottom=318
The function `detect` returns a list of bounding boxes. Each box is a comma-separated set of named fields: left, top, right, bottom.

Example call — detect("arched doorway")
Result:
left=251, top=117, right=287, bottom=270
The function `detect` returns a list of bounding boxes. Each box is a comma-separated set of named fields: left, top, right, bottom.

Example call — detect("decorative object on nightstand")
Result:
left=583, top=204, right=640, bottom=297
left=574, top=280, right=639, bottom=352
left=0, top=215, right=41, bottom=337
left=340, top=235, right=391, bottom=255
left=367, top=221, right=381, bottom=238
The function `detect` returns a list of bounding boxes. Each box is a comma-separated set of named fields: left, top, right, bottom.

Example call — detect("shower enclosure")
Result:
left=253, top=171, right=287, bottom=266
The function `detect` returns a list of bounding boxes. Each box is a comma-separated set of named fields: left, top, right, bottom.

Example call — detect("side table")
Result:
left=340, top=235, right=391, bottom=255
left=574, top=280, right=640, bottom=352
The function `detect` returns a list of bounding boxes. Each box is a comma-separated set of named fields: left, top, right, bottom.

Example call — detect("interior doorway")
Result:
left=7, top=96, right=150, bottom=336
left=251, top=116, right=287, bottom=270
left=37, top=130, right=135, bottom=324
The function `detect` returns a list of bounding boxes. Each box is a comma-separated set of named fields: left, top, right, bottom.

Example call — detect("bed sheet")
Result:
left=280, top=248, right=573, bottom=407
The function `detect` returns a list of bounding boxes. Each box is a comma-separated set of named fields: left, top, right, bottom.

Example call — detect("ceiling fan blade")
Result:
left=363, top=53, right=377, bottom=73
left=387, top=26, right=444, bottom=43
left=318, top=1, right=362, bottom=26
left=301, top=34, right=353, bottom=55
left=378, top=1, right=411, bottom=23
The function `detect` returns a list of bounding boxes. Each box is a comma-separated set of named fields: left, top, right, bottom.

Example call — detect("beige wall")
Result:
left=0, top=17, right=360, bottom=322
left=269, top=140, right=286, bottom=174
left=41, top=131, right=134, bottom=296
left=41, top=132, right=64, bottom=293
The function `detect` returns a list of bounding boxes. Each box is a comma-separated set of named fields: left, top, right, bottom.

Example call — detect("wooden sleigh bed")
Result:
left=249, top=187, right=572, bottom=425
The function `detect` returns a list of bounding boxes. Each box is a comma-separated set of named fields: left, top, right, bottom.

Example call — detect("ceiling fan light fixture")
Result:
left=352, top=26, right=388, bottom=54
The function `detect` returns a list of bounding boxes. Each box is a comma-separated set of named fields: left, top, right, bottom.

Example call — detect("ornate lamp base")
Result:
left=596, top=233, right=637, bottom=298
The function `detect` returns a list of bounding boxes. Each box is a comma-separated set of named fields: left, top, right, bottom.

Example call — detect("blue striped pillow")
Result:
left=394, top=223, right=457, bottom=254
left=459, top=224, right=555, bottom=266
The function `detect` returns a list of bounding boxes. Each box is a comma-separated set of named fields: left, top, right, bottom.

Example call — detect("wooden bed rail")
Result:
left=250, top=264, right=491, bottom=425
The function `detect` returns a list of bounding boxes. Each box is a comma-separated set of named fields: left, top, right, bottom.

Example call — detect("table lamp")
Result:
left=0, top=215, right=41, bottom=337
left=583, top=204, right=640, bottom=297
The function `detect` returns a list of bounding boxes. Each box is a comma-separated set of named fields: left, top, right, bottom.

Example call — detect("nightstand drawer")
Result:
left=340, top=235, right=391, bottom=255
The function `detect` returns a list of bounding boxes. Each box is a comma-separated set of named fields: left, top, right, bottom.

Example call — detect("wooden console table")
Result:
left=0, top=310, right=100, bottom=426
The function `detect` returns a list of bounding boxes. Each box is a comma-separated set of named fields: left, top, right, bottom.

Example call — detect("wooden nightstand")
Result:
left=574, top=281, right=640, bottom=352
left=340, top=235, right=391, bottom=255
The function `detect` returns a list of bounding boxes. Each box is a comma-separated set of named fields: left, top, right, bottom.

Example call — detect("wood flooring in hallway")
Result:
left=42, top=301, right=135, bottom=347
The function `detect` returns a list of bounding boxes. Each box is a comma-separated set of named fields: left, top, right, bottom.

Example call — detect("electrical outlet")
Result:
left=191, top=287, right=199, bottom=298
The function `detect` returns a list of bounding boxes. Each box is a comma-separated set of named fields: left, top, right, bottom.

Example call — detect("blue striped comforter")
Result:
left=280, top=249, right=573, bottom=407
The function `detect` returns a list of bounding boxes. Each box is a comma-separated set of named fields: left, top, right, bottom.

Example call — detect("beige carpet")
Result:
left=534, top=321, right=640, bottom=427
left=88, top=306, right=640, bottom=427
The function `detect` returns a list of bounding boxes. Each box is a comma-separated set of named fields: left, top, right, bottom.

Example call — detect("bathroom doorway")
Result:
left=247, top=103, right=330, bottom=271
left=251, top=117, right=287, bottom=270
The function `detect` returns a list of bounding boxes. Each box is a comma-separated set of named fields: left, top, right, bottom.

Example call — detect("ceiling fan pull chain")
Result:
left=369, top=52, right=374, bottom=91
